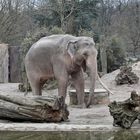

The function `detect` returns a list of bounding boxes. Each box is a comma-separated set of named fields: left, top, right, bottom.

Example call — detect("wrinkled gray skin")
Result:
left=25, top=34, right=97, bottom=107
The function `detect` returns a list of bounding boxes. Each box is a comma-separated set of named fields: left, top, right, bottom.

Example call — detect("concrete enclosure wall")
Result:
left=0, top=44, right=9, bottom=83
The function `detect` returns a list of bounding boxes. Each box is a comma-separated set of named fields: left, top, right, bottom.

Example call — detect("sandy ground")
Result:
left=0, top=62, right=140, bottom=129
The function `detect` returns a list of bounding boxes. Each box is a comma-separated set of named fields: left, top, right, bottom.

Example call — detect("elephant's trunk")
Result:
left=85, top=52, right=113, bottom=107
left=86, top=54, right=97, bottom=108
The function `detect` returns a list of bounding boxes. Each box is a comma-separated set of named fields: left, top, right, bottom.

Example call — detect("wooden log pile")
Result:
left=0, top=94, right=69, bottom=122
left=108, top=90, right=140, bottom=129
left=115, top=66, right=139, bottom=85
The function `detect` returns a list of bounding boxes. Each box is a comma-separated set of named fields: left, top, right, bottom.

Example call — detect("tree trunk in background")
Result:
left=100, top=36, right=107, bottom=74
left=65, top=15, right=75, bottom=35
left=9, top=46, right=21, bottom=82
left=100, top=47, right=107, bottom=74
left=0, top=44, right=9, bottom=83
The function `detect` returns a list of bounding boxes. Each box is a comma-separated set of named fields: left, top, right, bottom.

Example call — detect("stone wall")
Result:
left=0, top=44, right=9, bottom=83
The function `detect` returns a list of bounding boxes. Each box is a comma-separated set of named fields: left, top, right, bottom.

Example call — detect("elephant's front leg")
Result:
left=57, top=77, right=68, bottom=99
left=71, top=70, right=85, bottom=107
left=53, top=61, right=68, bottom=100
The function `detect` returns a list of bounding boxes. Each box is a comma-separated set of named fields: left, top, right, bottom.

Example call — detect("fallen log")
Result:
left=108, top=90, right=140, bottom=129
left=0, top=94, right=69, bottom=122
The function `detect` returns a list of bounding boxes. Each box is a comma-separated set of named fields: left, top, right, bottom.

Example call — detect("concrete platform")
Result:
left=69, top=88, right=109, bottom=105
left=69, top=88, right=107, bottom=93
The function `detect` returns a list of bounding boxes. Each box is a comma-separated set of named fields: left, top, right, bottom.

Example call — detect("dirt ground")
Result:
left=0, top=62, right=140, bottom=128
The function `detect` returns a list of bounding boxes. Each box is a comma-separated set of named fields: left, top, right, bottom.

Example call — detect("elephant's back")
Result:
left=27, top=34, right=75, bottom=54
left=25, top=34, right=76, bottom=61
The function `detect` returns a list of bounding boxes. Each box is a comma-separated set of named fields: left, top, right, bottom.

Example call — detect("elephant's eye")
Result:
left=83, top=52, right=88, bottom=57
left=85, top=43, right=89, bottom=46
left=74, top=45, right=78, bottom=51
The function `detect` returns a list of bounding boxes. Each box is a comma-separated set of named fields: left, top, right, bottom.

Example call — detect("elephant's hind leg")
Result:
left=32, top=81, right=42, bottom=96
left=28, top=75, right=42, bottom=96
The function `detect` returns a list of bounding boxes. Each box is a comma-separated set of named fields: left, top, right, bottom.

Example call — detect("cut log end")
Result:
left=108, top=90, right=140, bottom=129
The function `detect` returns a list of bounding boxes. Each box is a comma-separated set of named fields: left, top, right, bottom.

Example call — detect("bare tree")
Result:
left=125, top=0, right=140, bottom=57
left=36, top=0, right=77, bottom=33
left=96, top=0, right=116, bottom=73
left=0, top=0, right=36, bottom=45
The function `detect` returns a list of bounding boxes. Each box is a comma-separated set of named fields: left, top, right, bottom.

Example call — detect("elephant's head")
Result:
left=66, top=36, right=97, bottom=107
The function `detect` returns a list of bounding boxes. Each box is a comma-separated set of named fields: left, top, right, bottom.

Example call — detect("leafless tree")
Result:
left=125, top=0, right=140, bottom=57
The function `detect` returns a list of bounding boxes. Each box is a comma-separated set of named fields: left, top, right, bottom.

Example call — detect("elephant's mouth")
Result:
left=81, top=60, right=86, bottom=72
left=69, top=58, right=85, bottom=73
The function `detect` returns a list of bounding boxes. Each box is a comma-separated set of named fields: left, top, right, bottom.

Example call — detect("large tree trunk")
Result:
left=100, top=47, right=107, bottom=74
left=99, top=36, right=107, bottom=74
left=0, top=44, right=9, bottom=83
left=9, top=46, right=21, bottom=82
left=0, top=94, right=69, bottom=122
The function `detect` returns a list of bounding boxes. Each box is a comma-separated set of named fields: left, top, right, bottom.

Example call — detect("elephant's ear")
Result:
left=66, top=40, right=78, bottom=58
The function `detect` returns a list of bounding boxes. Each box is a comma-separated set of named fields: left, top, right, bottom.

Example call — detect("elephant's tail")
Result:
left=24, top=76, right=28, bottom=96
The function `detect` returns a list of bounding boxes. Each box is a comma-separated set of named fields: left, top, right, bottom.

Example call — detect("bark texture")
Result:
left=0, top=44, right=9, bottom=83
left=0, top=94, right=69, bottom=122
left=9, top=46, right=21, bottom=82
left=108, top=90, right=140, bottom=129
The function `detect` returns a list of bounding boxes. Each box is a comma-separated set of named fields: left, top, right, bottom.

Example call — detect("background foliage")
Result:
left=0, top=0, right=140, bottom=74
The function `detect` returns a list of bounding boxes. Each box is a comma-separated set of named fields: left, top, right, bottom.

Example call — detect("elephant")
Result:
left=25, top=34, right=112, bottom=108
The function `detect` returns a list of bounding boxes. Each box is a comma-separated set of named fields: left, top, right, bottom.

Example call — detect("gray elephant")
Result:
left=25, top=34, right=112, bottom=107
